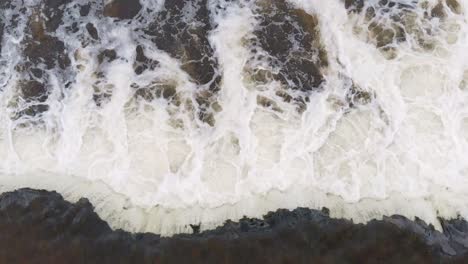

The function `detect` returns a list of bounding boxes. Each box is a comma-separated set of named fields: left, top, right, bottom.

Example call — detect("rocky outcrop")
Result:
left=253, top=1, right=327, bottom=91
left=344, top=0, right=464, bottom=58
left=9, top=1, right=72, bottom=118
left=248, top=1, right=328, bottom=112
left=103, top=0, right=142, bottom=20
left=143, top=0, right=221, bottom=125
left=1, top=188, right=468, bottom=263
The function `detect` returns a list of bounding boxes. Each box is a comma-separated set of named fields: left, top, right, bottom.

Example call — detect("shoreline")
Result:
left=1, top=188, right=467, bottom=263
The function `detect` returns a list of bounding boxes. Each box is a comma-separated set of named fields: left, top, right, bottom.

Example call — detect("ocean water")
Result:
left=0, top=0, right=467, bottom=235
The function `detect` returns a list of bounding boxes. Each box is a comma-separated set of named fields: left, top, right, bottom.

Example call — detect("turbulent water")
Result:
left=0, top=0, right=467, bottom=235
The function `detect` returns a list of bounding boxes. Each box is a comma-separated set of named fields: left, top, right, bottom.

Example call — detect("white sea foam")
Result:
left=0, top=0, right=468, bottom=235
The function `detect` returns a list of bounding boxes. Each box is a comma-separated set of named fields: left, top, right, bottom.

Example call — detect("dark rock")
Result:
left=432, top=2, right=447, bottom=18
left=134, top=83, right=179, bottom=103
left=92, top=87, right=112, bottom=107
left=446, top=0, right=462, bottom=14
left=256, top=96, right=282, bottom=112
left=103, top=0, right=142, bottom=19
left=1, top=188, right=468, bottom=263
left=431, top=0, right=463, bottom=17
left=133, top=45, right=158, bottom=75
left=97, top=49, right=117, bottom=64
left=144, top=0, right=221, bottom=125
left=10, top=4, right=72, bottom=118
left=190, top=224, right=201, bottom=234
left=344, top=76, right=374, bottom=108
left=24, top=12, right=70, bottom=70
left=15, top=80, right=50, bottom=117
left=441, top=217, right=468, bottom=254
left=254, top=1, right=327, bottom=91
left=41, top=0, right=73, bottom=32
left=249, top=1, right=328, bottom=112
left=343, top=2, right=390, bottom=57
left=145, top=0, right=220, bottom=89
left=30, top=68, right=44, bottom=79
left=0, top=0, right=85, bottom=119
left=23, top=34, right=69, bottom=70
left=20, top=80, right=48, bottom=101
left=0, top=0, right=13, bottom=9
left=66, top=21, right=80, bottom=34
left=86, top=23, right=99, bottom=40
left=80, top=3, right=91, bottom=17
left=345, top=0, right=364, bottom=11
left=344, top=0, right=461, bottom=57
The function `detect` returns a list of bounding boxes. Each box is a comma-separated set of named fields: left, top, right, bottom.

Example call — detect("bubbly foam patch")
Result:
left=0, top=0, right=468, bottom=235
